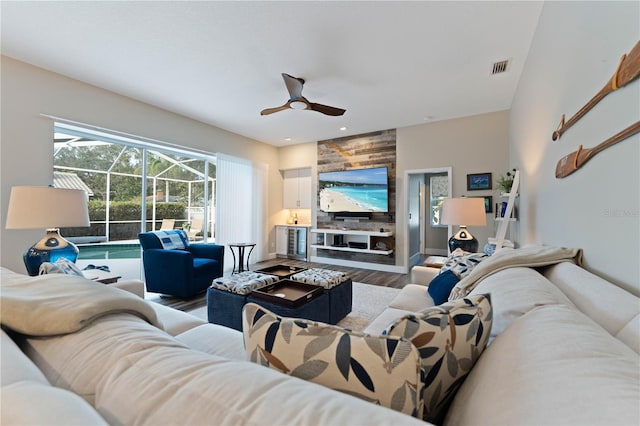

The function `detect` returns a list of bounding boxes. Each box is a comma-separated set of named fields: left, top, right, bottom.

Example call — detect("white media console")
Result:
left=309, top=228, right=402, bottom=273
left=310, top=228, right=394, bottom=255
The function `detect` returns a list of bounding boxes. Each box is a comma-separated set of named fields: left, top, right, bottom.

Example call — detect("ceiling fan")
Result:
left=261, top=73, right=346, bottom=117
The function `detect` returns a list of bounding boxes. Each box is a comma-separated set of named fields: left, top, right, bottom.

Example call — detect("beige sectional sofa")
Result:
left=1, top=267, right=421, bottom=425
left=1, top=243, right=639, bottom=425
left=365, top=248, right=639, bottom=425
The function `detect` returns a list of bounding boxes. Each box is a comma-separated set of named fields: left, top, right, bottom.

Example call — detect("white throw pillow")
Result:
left=38, top=258, right=83, bottom=276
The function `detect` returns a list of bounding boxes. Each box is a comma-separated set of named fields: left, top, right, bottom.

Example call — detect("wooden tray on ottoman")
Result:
left=251, top=279, right=322, bottom=308
left=253, top=265, right=307, bottom=279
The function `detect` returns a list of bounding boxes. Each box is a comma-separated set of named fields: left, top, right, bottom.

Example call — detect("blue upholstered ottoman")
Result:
left=290, top=268, right=352, bottom=324
left=207, top=272, right=279, bottom=330
left=207, top=268, right=352, bottom=330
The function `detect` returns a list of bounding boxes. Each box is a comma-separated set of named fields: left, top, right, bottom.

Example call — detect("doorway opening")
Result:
left=405, top=167, right=452, bottom=270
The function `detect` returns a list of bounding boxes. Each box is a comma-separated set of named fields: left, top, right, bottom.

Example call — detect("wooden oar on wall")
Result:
left=552, top=40, right=640, bottom=141
left=555, top=120, right=640, bottom=178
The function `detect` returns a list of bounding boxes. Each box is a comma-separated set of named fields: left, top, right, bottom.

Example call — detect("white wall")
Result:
left=510, top=1, right=639, bottom=294
left=276, top=115, right=509, bottom=271
left=0, top=56, right=281, bottom=274
left=397, top=111, right=510, bottom=266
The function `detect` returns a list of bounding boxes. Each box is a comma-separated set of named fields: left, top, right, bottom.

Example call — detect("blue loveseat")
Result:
left=138, top=230, right=224, bottom=298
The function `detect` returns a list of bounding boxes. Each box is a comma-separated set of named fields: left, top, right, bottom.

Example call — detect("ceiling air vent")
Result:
left=492, top=59, right=509, bottom=75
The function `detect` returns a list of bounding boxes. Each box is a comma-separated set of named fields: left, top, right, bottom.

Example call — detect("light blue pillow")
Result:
left=153, top=230, right=189, bottom=249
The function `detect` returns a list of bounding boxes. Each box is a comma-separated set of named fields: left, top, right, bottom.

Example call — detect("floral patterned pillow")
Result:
left=384, top=294, right=492, bottom=423
left=242, top=303, right=424, bottom=418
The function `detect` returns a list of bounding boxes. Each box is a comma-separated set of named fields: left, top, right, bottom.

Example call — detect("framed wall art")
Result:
left=467, top=172, right=492, bottom=191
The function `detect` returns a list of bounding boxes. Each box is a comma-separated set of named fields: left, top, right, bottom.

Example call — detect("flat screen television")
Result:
left=318, top=166, right=389, bottom=213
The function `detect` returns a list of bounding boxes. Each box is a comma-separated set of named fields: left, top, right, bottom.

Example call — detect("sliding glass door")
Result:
left=143, top=150, right=215, bottom=241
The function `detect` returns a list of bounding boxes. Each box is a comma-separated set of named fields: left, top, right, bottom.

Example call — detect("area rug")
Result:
left=186, top=282, right=401, bottom=332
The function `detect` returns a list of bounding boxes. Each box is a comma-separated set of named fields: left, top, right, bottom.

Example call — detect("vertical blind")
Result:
left=215, top=153, right=267, bottom=271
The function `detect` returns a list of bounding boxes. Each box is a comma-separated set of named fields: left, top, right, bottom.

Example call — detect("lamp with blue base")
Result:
left=5, top=186, right=90, bottom=276
left=441, top=197, right=487, bottom=254
left=22, top=229, right=82, bottom=275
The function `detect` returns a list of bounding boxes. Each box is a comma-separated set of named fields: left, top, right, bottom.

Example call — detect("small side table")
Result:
left=424, top=255, right=447, bottom=269
left=228, top=243, right=256, bottom=274
left=83, top=269, right=122, bottom=284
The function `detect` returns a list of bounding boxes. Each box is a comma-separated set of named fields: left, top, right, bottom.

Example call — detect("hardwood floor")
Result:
left=149, top=256, right=422, bottom=311
left=254, top=257, right=415, bottom=289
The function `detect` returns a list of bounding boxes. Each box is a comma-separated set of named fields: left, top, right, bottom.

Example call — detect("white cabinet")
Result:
left=275, top=226, right=289, bottom=256
left=283, top=168, right=311, bottom=209
left=283, top=172, right=299, bottom=208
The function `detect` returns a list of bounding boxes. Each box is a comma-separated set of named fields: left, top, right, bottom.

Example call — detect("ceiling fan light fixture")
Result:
left=261, top=74, right=345, bottom=117
left=289, top=100, right=308, bottom=110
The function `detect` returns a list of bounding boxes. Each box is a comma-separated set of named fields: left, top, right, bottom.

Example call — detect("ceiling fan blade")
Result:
left=282, top=73, right=304, bottom=100
left=309, top=102, right=346, bottom=116
left=260, top=103, right=290, bottom=116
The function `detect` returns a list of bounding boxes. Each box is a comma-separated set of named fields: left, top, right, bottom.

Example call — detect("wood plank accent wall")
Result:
left=316, top=129, right=397, bottom=265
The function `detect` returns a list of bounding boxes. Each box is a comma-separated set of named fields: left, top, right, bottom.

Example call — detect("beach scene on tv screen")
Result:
left=319, top=167, right=389, bottom=212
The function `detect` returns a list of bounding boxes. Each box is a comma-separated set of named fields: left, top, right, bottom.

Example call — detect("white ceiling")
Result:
left=1, top=1, right=543, bottom=147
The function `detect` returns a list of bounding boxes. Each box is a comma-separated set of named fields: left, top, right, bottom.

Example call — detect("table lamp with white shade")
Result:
left=5, top=186, right=90, bottom=275
left=441, top=197, right=486, bottom=253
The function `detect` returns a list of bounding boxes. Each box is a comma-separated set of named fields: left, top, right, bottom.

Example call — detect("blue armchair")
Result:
left=138, top=230, right=224, bottom=298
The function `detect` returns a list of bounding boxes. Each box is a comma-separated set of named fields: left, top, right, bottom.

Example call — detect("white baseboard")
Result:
left=310, top=256, right=405, bottom=273
left=263, top=252, right=278, bottom=261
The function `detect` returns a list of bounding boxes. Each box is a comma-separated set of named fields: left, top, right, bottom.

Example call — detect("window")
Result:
left=430, top=175, right=449, bottom=227
left=53, top=123, right=216, bottom=243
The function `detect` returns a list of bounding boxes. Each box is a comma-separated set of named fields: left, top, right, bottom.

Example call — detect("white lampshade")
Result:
left=441, top=197, right=486, bottom=226
left=5, top=186, right=90, bottom=229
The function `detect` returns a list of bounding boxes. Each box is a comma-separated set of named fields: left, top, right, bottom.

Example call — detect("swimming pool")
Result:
left=78, top=243, right=142, bottom=260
